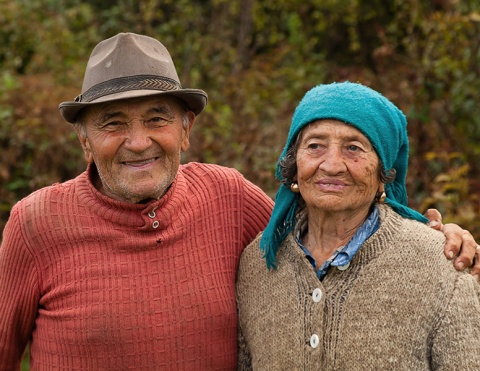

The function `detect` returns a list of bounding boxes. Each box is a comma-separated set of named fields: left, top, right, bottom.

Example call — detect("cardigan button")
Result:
left=337, top=261, right=351, bottom=271
left=309, top=334, right=319, bottom=349
left=312, top=288, right=322, bottom=303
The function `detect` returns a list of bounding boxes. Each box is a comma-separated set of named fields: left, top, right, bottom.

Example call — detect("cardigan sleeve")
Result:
left=236, top=319, right=253, bottom=371
left=0, top=206, right=40, bottom=368
left=431, top=273, right=480, bottom=369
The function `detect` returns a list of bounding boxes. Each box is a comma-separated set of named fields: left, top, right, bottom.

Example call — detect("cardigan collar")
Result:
left=280, top=204, right=405, bottom=276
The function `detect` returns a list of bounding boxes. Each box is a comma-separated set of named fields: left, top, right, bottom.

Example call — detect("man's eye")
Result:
left=347, top=145, right=359, bottom=151
left=102, top=121, right=123, bottom=129
left=148, top=117, right=168, bottom=125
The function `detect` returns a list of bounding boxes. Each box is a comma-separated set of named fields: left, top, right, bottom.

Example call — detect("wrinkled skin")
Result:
left=77, top=96, right=195, bottom=204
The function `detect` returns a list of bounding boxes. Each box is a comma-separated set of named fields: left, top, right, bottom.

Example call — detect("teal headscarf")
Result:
left=260, top=81, right=428, bottom=269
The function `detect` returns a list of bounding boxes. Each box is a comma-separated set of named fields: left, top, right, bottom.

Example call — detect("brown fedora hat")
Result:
left=59, top=33, right=208, bottom=123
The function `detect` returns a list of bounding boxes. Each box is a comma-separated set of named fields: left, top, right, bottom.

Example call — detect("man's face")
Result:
left=78, top=95, right=194, bottom=203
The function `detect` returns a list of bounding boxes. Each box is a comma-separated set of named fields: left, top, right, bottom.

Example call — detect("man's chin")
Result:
left=99, top=182, right=167, bottom=204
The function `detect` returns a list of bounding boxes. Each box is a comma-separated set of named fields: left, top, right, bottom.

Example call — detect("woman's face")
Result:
left=296, top=119, right=381, bottom=215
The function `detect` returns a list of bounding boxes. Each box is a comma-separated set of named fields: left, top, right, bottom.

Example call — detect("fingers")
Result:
left=471, top=245, right=480, bottom=282
left=442, top=223, right=479, bottom=281
left=442, top=223, right=464, bottom=261
left=425, top=208, right=443, bottom=230
left=453, top=229, right=477, bottom=272
left=427, top=210, right=479, bottom=282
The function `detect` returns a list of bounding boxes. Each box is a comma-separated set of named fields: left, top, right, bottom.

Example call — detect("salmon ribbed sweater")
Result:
left=0, top=162, right=273, bottom=370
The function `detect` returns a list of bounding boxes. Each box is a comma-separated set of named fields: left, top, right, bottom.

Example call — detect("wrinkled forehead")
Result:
left=297, top=119, right=372, bottom=145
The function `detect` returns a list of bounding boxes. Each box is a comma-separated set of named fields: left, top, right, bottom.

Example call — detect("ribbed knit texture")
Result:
left=0, top=162, right=273, bottom=370
left=237, top=204, right=480, bottom=370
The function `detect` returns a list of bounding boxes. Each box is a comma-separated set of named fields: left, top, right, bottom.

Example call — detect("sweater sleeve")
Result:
left=0, top=206, right=40, bottom=369
left=431, top=273, right=480, bottom=369
left=241, top=178, right=273, bottom=247
left=236, top=319, right=253, bottom=371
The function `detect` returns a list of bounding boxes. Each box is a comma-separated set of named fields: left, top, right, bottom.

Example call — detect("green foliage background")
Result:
left=0, top=0, right=478, bottom=367
left=1, top=0, right=480, bottom=243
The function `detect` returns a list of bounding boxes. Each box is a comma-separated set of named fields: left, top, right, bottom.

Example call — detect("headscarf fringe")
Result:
left=260, top=184, right=298, bottom=269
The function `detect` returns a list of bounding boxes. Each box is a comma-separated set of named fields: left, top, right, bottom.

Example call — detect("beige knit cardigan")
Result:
left=236, top=204, right=480, bottom=370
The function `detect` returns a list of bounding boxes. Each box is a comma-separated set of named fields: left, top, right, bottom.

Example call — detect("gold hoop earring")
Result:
left=290, top=182, right=300, bottom=193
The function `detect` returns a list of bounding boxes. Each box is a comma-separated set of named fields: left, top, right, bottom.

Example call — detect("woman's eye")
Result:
left=347, top=144, right=360, bottom=151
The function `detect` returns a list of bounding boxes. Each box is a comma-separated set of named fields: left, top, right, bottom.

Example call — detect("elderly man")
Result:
left=0, top=33, right=478, bottom=370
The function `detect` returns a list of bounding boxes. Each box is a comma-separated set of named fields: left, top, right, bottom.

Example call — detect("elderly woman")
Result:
left=236, top=82, right=480, bottom=370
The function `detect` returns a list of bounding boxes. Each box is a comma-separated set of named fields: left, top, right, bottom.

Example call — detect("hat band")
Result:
left=75, top=75, right=182, bottom=103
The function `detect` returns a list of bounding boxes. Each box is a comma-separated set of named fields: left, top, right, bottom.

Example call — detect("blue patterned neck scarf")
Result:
left=296, top=206, right=380, bottom=280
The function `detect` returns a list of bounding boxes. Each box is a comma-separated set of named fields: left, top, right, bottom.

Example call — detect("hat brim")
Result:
left=59, top=88, right=207, bottom=123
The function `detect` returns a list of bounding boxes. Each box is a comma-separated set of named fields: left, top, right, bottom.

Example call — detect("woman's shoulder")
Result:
left=376, top=204, right=459, bottom=278
left=379, top=204, right=445, bottom=243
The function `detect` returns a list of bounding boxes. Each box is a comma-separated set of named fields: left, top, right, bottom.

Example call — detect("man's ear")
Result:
left=77, top=131, right=94, bottom=164
left=181, top=111, right=196, bottom=152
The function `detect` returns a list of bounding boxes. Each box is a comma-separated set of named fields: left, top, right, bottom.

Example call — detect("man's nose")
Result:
left=123, top=121, right=153, bottom=152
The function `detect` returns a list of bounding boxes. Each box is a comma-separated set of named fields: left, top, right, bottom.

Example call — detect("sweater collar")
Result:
left=77, top=163, right=187, bottom=230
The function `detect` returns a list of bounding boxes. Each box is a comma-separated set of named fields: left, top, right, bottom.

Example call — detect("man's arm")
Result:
left=241, top=176, right=274, bottom=246
left=425, top=208, right=479, bottom=281
left=0, top=208, right=39, bottom=368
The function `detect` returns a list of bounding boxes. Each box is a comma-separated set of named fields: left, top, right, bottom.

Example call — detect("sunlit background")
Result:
left=1, top=0, right=479, bottom=269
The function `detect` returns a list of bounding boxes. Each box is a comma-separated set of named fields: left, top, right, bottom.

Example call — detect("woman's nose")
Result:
left=318, top=146, right=345, bottom=173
